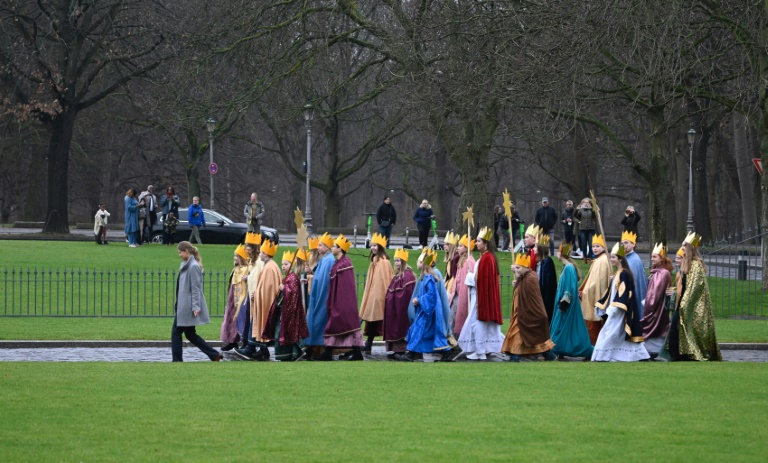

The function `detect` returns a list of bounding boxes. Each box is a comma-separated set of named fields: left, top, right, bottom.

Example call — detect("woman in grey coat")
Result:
left=171, top=241, right=222, bottom=362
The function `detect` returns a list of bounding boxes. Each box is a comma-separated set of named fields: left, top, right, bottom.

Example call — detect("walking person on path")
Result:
left=376, top=195, right=397, bottom=246
left=171, top=241, right=222, bottom=362
left=188, top=196, right=206, bottom=244
left=534, top=196, right=558, bottom=256
left=413, top=199, right=434, bottom=248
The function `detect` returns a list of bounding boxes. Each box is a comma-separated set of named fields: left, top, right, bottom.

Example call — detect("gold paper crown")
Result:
left=307, top=236, right=320, bottom=250
left=419, top=248, right=437, bottom=266
left=652, top=243, right=666, bottom=257
left=261, top=239, right=278, bottom=257
left=559, top=242, right=572, bottom=258
left=592, top=234, right=606, bottom=248
left=683, top=231, right=701, bottom=247
left=444, top=231, right=459, bottom=246
left=296, top=248, right=309, bottom=262
left=319, top=232, right=335, bottom=249
left=394, top=248, right=409, bottom=263
left=476, top=226, right=493, bottom=241
left=334, top=234, right=352, bottom=252
left=525, top=223, right=541, bottom=238
left=621, top=230, right=638, bottom=244
left=536, top=232, right=550, bottom=247
left=459, top=234, right=475, bottom=251
left=676, top=246, right=685, bottom=257
left=245, top=232, right=262, bottom=245
left=235, top=244, right=249, bottom=261
left=371, top=232, right=388, bottom=248
left=282, top=250, right=296, bottom=263
left=611, top=242, right=626, bottom=258
left=514, top=253, right=532, bottom=268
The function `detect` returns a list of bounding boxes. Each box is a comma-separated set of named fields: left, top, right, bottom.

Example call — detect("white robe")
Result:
left=458, top=259, right=504, bottom=355
left=591, top=279, right=650, bottom=362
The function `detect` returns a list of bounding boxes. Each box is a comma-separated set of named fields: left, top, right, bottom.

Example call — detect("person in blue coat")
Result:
left=550, top=243, right=593, bottom=359
left=412, top=199, right=434, bottom=248
left=124, top=188, right=142, bottom=247
left=187, top=196, right=206, bottom=244
left=302, top=233, right=336, bottom=360
left=622, top=231, right=648, bottom=318
left=395, top=249, right=450, bottom=361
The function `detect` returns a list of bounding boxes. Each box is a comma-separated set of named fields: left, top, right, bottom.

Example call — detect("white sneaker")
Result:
left=466, top=352, right=487, bottom=360
left=129, top=244, right=137, bottom=248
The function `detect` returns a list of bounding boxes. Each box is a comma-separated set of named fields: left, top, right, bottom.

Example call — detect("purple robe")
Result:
left=383, top=269, right=416, bottom=348
left=641, top=266, right=671, bottom=339
left=325, top=254, right=363, bottom=346
left=262, top=272, right=310, bottom=345
left=220, top=271, right=240, bottom=344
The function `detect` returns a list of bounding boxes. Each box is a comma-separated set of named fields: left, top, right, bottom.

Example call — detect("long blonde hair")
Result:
left=177, top=241, right=203, bottom=270
left=680, top=242, right=705, bottom=274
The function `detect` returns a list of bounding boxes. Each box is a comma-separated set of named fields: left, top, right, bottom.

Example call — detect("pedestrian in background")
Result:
left=621, top=205, right=641, bottom=238
left=93, top=203, right=110, bottom=245
left=244, top=192, right=265, bottom=233
left=376, top=195, right=397, bottom=247
left=124, top=188, right=143, bottom=248
left=561, top=200, right=575, bottom=246
left=163, top=212, right=179, bottom=245
left=188, top=196, right=206, bottom=244
left=171, top=241, right=222, bottom=362
left=161, top=186, right=180, bottom=222
left=138, top=185, right=157, bottom=243
left=574, top=198, right=596, bottom=259
left=413, top=199, right=434, bottom=248
left=534, top=196, right=558, bottom=256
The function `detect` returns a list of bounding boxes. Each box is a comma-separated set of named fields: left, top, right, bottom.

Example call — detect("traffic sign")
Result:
left=754, top=158, right=763, bottom=176
left=208, top=162, right=219, bottom=175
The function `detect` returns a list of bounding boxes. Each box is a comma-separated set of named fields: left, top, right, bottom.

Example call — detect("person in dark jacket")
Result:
left=574, top=198, right=597, bottom=259
left=376, top=196, right=397, bottom=247
left=493, top=205, right=503, bottom=248
left=187, top=196, right=206, bottom=244
left=561, top=200, right=575, bottom=246
left=621, top=205, right=641, bottom=238
left=534, top=197, right=557, bottom=255
left=413, top=199, right=434, bottom=248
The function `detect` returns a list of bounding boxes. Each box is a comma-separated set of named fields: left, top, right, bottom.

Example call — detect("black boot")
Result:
left=252, top=346, right=270, bottom=361
left=362, top=336, right=374, bottom=354
left=542, top=350, right=557, bottom=361
left=235, top=344, right=258, bottom=360
left=221, top=343, right=238, bottom=351
left=347, top=347, right=364, bottom=361
left=319, top=347, right=334, bottom=361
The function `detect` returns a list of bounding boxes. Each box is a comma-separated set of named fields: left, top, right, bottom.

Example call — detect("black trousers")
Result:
left=417, top=223, right=430, bottom=247
left=171, top=317, right=219, bottom=362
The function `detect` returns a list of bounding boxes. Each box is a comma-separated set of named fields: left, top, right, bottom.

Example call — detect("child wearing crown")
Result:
left=578, top=234, right=612, bottom=344
left=358, top=234, right=394, bottom=353
left=457, top=227, right=505, bottom=360
left=323, top=235, right=365, bottom=361
left=261, top=250, right=310, bottom=361
left=302, top=233, right=335, bottom=360
left=550, top=243, right=593, bottom=360
left=640, top=243, right=672, bottom=358
left=221, top=245, right=250, bottom=352
left=503, top=253, right=557, bottom=361
left=621, top=231, right=648, bottom=318
left=535, top=230, right=558, bottom=326
left=591, top=243, right=649, bottom=362
left=383, top=249, right=417, bottom=357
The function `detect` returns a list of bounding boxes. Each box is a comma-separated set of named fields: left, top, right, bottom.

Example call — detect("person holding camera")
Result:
left=621, top=205, right=641, bottom=237
left=161, top=185, right=181, bottom=222
left=574, top=197, right=596, bottom=260
left=376, top=195, right=397, bottom=247
left=93, top=204, right=111, bottom=245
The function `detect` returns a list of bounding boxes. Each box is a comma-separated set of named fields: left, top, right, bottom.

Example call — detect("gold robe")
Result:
left=675, top=260, right=722, bottom=361
left=579, top=253, right=612, bottom=322
left=359, top=256, right=394, bottom=322
left=251, top=259, right=279, bottom=343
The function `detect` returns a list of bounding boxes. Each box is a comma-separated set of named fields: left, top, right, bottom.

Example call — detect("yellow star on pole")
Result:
left=502, top=189, right=512, bottom=218
left=293, top=207, right=305, bottom=230
left=296, top=225, right=309, bottom=249
left=462, top=206, right=474, bottom=229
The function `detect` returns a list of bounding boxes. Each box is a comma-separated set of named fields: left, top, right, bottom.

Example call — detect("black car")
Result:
left=151, top=208, right=279, bottom=245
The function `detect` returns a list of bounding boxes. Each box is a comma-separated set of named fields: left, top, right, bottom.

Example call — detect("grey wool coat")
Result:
left=175, top=257, right=210, bottom=327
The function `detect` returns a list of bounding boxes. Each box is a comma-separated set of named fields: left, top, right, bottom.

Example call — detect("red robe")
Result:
left=476, top=251, right=503, bottom=325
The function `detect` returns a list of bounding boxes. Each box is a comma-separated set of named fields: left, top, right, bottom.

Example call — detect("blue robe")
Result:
left=124, top=195, right=139, bottom=233
left=625, top=252, right=648, bottom=318
left=550, top=264, right=593, bottom=358
left=303, top=253, right=334, bottom=346
left=406, top=274, right=450, bottom=353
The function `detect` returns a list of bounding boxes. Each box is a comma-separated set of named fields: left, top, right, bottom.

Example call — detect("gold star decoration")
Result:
left=462, top=206, right=474, bottom=229
left=296, top=225, right=309, bottom=249
left=293, top=207, right=305, bottom=230
left=502, top=189, right=512, bottom=218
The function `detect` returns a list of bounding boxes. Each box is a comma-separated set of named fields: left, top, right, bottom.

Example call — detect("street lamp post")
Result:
left=206, top=117, right=217, bottom=210
left=304, top=104, right=314, bottom=234
left=686, top=128, right=696, bottom=234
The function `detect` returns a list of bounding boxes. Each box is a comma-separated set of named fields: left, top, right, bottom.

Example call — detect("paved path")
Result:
left=0, top=345, right=764, bottom=362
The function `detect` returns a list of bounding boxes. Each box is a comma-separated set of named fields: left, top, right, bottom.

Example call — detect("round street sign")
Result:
left=209, top=163, right=219, bottom=175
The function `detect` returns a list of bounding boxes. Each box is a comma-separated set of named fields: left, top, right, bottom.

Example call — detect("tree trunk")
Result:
left=42, top=110, right=77, bottom=234
left=733, top=113, right=759, bottom=230
left=647, top=107, right=668, bottom=246
left=432, top=148, right=451, bottom=230
left=694, top=125, right=713, bottom=242
left=324, top=184, right=341, bottom=228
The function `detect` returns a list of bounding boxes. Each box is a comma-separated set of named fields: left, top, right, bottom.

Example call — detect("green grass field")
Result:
left=0, top=363, right=766, bottom=462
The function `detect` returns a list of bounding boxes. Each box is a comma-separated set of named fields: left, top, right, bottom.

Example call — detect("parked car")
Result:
left=151, top=208, right=279, bottom=245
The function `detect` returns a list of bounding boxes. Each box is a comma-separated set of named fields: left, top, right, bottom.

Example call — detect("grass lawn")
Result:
left=0, top=362, right=766, bottom=462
